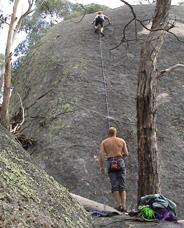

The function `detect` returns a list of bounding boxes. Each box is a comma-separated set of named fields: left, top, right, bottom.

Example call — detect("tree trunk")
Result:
left=1, top=0, right=20, bottom=129
left=137, top=0, right=171, bottom=201
left=1, top=1, right=44, bottom=130
left=70, top=193, right=121, bottom=214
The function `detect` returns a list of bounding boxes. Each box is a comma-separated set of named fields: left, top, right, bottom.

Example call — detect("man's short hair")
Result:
left=108, top=127, right=117, bottom=136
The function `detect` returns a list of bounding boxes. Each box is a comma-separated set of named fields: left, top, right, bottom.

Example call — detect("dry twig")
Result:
left=11, top=92, right=25, bottom=134
left=158, top=63, right=184, bottom=78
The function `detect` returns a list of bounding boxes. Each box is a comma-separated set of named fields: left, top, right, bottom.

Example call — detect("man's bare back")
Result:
left=102, top=137, right=128, bottom=158
left=99, top=128, right=129, bottom=173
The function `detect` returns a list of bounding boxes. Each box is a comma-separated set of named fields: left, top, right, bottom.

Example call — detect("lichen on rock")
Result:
left=0, top=125, right=95, bottom=227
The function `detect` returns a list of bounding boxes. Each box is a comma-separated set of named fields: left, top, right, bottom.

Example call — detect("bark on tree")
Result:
left=137, top=0, right=171, bottom=200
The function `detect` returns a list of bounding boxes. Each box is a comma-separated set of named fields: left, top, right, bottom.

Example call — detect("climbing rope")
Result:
left=98, top=29, right=111, bottom=212
left=99, top=30, right=111, bottom=129
left=101, top=173, right=106, bottom=211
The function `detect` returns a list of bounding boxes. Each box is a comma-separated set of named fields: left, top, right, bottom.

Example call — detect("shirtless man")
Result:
left=99, top=127, right=129, bottom=212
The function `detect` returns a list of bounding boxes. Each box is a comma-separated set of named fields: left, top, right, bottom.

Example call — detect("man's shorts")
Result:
left=95, top=17, right=104, bottom=28
left=107, top=158, right=126, bottom=193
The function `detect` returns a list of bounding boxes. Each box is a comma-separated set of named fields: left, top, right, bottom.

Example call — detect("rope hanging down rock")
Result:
left=99, top=31, right=112, bottom=129
left=99, top=30, right=115, bottom=212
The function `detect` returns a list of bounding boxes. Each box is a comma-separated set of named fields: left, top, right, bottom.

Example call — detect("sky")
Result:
left=0, top=0, right=182, bottom=54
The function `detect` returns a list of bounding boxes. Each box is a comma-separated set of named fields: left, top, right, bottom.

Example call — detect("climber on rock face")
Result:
left=91, top=11, right=111, bottom=36
left=99, top=127, right=129, bottom=213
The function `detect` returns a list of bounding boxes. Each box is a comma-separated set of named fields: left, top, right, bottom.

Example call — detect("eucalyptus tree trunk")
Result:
left=137, top=0, right=171, bottom=200
left=1, top=0, right=44, bottom=130
left=1, top=0, right=20, bottom=130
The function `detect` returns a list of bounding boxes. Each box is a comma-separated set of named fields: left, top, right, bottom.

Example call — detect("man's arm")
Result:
left=99, top=142, right=105, bottom=173
left=104, top=15, right=111, bottom=24
left=122, top=140, right=128, bottom=157
left=91, top=15, right=97, bottom=24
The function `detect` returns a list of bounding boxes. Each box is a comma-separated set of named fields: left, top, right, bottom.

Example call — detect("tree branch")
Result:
left=0, top=17, right=10, bottom=26
left=13, top=0, right=45, bottom=43
left=110, top=0, right=184, bottom=51
left=158, top=63, right=184, bottom=78
left=11, top=92, right=25, bottom=133
left=70, top=4, right=86, bottom=24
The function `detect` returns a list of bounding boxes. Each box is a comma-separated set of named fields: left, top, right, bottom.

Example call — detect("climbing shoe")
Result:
left=115, top=206, right=126, bottom=212
left=121, top=207, right=127, bottom=213
left=101, top=32, right=104, bottom=36
left=129, top=211, right=139, bottom=217
left=115, top=206, right=122, bottom=212
left=95, top=29, right=98, bottom=33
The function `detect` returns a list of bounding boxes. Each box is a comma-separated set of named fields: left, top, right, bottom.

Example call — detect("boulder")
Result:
left=0, top=125, right=94, bottom=227
left=9, top=5, right=184, bottom=219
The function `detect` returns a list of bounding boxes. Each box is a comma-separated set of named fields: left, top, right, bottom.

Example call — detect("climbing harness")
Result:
left=99, top=29, right=113, bottom=129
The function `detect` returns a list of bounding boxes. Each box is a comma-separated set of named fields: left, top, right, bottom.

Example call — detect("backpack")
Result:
left=137, top=194, right=181, bottom=224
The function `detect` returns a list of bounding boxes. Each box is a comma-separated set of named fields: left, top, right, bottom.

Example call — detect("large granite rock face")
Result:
left=0, top=125, right=95, bottom=227
left=10, top=4, right=184, bottom=220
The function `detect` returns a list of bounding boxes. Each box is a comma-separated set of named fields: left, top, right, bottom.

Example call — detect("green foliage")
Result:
left=0, top=53, right=4, bottom=71
left=178, top=1, right=184, bottom=6
left=84, top=3, right=110, bottom=14
left=38, top=0, right=71, bottom=18
left=64, top=3, right=110, bottom=20
left=14, top=13, right=50, bottom=57
left=0, top=5, right=11, bottom=28
left=14, top=0, right=72, bottom=60
left=0, top=53, right=4, bottom=63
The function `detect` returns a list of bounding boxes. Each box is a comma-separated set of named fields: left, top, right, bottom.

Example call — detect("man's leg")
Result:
left=108, top=172, right=120, bottom=208
left=100, top=25, right=104, bottom=36
left=113, top=191, right=121, bottom=207
left=94, top=20, right=98, bottom=32
left=100, top=21, right=104, bottom=35
left=120, top=190, right=126, bottom=209
left=118, top=166, right=127, bottom=211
